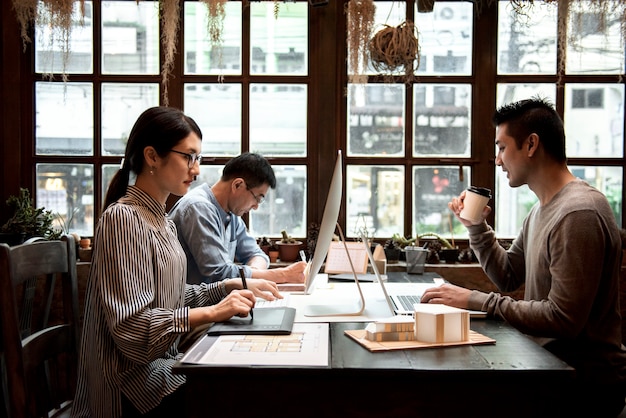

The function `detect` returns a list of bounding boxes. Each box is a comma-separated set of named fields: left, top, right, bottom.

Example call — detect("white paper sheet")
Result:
left=181, top=322, right=329, bottom=367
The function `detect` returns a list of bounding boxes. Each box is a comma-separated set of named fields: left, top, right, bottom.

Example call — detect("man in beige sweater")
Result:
left=422, top=97, right=626, bottom=417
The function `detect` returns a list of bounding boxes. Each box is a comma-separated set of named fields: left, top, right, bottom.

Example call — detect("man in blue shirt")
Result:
left=170, top=152, right=306, bottom=284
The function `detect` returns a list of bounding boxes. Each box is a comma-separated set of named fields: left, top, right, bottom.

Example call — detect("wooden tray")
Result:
left=344, top=329, right=495, bottom=352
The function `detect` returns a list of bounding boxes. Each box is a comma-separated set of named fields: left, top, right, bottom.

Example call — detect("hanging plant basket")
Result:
left=368, top=20, right=420, bottom=84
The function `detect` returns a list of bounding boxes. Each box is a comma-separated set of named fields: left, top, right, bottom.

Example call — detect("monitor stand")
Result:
left=303, top=224, right=366, bottom=317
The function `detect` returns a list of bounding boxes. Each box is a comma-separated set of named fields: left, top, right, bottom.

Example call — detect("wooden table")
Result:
left=174, top=316, right=575, bottom=417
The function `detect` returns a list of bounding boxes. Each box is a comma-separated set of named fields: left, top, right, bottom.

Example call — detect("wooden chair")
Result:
left=0, top=235, right=79, bottom=418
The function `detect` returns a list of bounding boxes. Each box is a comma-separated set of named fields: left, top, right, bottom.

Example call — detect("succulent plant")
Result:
left=1, top=188, right=61, bottom=240
left=280, top=229, right=297, bottom=244
left=417, top=232, right=454, bottom=249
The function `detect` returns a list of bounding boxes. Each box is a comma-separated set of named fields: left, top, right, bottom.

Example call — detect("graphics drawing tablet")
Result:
left=206, top=307, right=296, bottom=336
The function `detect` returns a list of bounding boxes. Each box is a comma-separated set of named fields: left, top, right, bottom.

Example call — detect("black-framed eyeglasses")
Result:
left=170, top=149, right=202, bottom=169
left=247, top=188, right=266, bottom=205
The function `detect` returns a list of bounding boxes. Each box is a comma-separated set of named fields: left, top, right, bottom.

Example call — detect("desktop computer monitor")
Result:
left=302, top=149, right=365, bottom=316
left=303, top=150, right=342, bottom=295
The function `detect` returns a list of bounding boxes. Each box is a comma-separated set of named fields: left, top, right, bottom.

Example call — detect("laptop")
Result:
left=360, top=234, right=487, bottom=318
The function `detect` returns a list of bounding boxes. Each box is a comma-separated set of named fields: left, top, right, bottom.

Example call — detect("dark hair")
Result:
left=492, top=96, right=566, bottom=163
left=104, top=106, right=202, bottom=210
left=221, top=152, right=277, bottom=189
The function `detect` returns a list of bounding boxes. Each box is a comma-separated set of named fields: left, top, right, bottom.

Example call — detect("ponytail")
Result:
left=103, top=167, right=130, bottom=211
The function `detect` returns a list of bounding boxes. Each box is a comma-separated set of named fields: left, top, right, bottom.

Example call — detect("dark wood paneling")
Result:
left=1, top=0, right=29, bottom=223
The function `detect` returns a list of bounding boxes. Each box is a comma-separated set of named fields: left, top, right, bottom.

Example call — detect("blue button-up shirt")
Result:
left=169, top=183, right=269, bottom=284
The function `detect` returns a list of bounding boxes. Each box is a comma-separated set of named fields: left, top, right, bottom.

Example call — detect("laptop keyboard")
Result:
left=255, top=293, right=291, bottom=308
left=396, top=294, right=422, bottom=311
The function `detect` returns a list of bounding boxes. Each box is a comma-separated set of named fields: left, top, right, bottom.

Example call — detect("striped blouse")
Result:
left=71, top=186, right=226, bottom=418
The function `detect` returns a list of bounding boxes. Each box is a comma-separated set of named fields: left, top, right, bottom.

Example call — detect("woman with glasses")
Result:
left=71, top=107, right=282, bottom=418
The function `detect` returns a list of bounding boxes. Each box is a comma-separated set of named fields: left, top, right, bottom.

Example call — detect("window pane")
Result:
left=497, top=83, right=556, bottom=107
left=250, top=84, right=307, bottom=156
left=250, top=2, right=307, bottom=76
left=495, top=83, right=555, bottom=236
left=102, top=1, right=159, bottom=74
left=35, top=1, right=93, bottom=74
left=495, top=170, right=537, bottom=237
left=37, top=163, right=94, bottom=238
left=497, top=1, right=557, bottom=74
left=347, top=165, right=405, bottom=238
left=414, top=84, right=471, bottom=157
left=184, top=83, right=242, bottom=157
left=102, top=83, right=159, bottom=156
left=564, top=83, right=624, bottom=158
left=103, top=164, right=120, bottom=200
left=570, top=166, right=623, bottom=224
left=196, top=165, right=224, bottom=190
left=414, top=2, right=473, bottom=75
left=413, top=166, right=469, bottom=238
left=36, top=82, right=94, bottom=155
left=184, top=1, right=242, bottom=75
left=497, top=168, right=626, bottom=233
left=249, top=166, right=307, bottom=238
left=566, top=1, right=625, bottom=74
left=347, top=84, right=405, bottom=157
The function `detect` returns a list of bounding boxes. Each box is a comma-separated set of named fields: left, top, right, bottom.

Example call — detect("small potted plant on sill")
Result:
left=268, top=241, right=280, bottom=263
left=459, top=247, right=477, bottom=263
left=78, top=237, right=93, bottom=262
left=276, top=229, right=302, bottom=262
left=384, top=233, right=415, bottom=263
left=54, top=207, right=84, bottom=257
left=0, top=188, right=61, bottom=246
left=258, top=236, right=272, bottom=256
left=383, top=238, right=402, bottom=264
left=417, top=232, right=459, bottom=264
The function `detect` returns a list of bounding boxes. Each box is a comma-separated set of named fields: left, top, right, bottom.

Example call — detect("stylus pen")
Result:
left=238, top=267, right=253, bottom=320
left=299, top=250, right=307, bottom=262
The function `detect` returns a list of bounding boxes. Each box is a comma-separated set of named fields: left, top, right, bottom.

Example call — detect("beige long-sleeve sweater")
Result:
left=467, top=179, right=626, bottom=385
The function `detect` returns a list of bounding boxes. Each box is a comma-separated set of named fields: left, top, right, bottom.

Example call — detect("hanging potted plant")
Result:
left=368, top=19, right=420, bottom=84
left=12, top=0, right=87, bottom=81
left=201, top=0, right=227, bottom=81
left=346, top=0, right=376, bottom=84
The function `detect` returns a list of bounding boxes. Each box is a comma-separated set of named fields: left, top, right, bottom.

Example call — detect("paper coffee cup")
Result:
left=459, top=186, right=491, bottom=224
